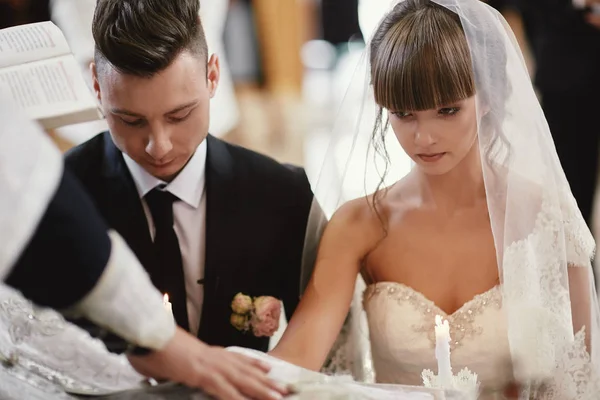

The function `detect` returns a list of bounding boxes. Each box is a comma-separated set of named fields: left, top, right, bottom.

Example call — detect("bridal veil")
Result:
left=300, top=0, right=600, bottom=398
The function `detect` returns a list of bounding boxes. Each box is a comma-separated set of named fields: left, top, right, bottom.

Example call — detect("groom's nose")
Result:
left=145, top=128, right=173, bottom=160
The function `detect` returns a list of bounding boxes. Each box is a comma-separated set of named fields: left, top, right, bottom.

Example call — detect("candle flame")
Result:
left=163, top=293, right=169, bottom=303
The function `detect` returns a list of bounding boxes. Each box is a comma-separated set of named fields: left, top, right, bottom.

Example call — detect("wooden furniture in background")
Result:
left=47, top=129, right=74, bottom=153
left=251, top=0, right=315, bottom=95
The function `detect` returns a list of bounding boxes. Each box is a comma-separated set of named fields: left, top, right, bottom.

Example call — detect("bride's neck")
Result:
left=416, top=145, right=486, bottom=212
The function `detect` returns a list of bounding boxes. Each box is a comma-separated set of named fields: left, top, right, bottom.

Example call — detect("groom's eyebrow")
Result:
left=110, top=100, right=200, bottom=118
left=164, top=100, right=200, bottom=115
left=110, top=108, right=143, bottom=117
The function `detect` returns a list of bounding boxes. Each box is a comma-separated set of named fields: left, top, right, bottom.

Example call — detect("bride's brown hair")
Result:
left=370, top=0, right=475, bottom=113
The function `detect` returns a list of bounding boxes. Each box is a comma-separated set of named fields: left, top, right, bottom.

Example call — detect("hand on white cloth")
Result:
left=128, top=329, right=288, bottom=400
left=226, top=347, right=462, bottom=400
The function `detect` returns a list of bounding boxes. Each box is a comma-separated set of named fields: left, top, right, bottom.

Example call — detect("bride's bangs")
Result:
left=371, top=5, right=475, bottom=112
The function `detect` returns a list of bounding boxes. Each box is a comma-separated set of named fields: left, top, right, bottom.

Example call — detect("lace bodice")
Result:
left=363, top=282, right=513, bottom=396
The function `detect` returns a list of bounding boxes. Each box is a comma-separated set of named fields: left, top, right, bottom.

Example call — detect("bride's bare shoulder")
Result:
left=329, top=196, right=379, bottom=229
left=320, top=197, right=385, bottom=260
left=328, top=180, right=409, bottom=237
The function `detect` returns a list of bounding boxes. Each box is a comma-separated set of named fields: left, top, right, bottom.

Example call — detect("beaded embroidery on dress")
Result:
left=363, top=282, right=511, bottom=396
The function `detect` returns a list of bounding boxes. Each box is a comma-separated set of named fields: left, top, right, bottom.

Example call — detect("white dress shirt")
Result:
left=123, top=141, right=207, bottom=335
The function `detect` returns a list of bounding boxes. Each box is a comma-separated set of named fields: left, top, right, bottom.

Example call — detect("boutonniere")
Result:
left=230, top=292, right=281, bottom=337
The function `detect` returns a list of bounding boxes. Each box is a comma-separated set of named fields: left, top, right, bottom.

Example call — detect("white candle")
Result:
left=434, top=315, right=453, bottom=387
left=163, top=293, right=173, bottom=316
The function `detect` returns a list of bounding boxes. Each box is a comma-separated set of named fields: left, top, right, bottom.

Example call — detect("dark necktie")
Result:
left=145, top=187, right=189, bottom=331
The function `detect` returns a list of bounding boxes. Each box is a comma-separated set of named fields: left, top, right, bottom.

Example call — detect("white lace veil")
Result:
left=300, top=0, right=600, bottom=397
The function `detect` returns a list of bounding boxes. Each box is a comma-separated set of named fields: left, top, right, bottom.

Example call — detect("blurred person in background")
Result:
left=513, top=0, right=600, bottom=230
left=0, top=0, right=49, bottom=29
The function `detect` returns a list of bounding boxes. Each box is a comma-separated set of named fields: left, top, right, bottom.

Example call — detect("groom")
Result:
left=65, top=0, right=318, bottom=352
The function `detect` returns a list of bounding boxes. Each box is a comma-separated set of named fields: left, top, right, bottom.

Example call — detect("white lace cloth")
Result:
left=0, top=286, right=145, bottom=396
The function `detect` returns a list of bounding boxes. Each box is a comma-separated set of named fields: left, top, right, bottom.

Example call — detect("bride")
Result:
left=270, top=0, right=600, bottom=398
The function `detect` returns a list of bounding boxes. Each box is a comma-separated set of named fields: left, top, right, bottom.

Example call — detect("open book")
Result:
left=0, top=21, right=102, bottom=130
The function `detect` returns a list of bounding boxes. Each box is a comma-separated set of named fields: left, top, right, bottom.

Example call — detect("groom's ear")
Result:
left=90, top=62, right=102, bottom=104
left=206, top=54, right=220, bottom=99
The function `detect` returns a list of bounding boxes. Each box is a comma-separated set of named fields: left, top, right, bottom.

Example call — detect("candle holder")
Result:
left=421, top=367, right=479, bottom=399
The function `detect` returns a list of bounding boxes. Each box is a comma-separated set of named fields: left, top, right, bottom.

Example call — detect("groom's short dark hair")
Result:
left=92, top=0, right=208, bottom=78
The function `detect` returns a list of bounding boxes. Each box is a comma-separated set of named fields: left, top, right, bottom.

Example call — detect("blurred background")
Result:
left=0, top=0, right=536, bottom=170
left=2, top=0, right=599, bottom=265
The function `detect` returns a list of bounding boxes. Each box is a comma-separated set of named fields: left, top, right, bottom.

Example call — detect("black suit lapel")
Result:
left=197, top=135, right=240, bottom=344
left=100, top=134, right=157, bottom=280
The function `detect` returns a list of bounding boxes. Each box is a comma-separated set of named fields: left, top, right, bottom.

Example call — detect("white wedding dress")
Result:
left=364, top=282, right=513, bottom=395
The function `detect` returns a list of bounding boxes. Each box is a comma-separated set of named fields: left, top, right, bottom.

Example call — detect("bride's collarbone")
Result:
left=371, top=218, right=496, bottom=264
left=363, top=227, right=499, bottom=315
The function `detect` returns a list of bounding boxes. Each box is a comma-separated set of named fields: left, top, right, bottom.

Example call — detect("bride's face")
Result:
left=389, top=95, right=478, bottom=175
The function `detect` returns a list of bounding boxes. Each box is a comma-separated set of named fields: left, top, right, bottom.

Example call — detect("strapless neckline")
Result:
left=362, top=281, right=511, bottom=393
left=364, top=281, right=501, bottom=318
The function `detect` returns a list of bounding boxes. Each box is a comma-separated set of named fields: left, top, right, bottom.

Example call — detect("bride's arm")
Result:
left=568, top=264, right=594, bottom=351
left=562, top=190, right=596, bottom=352
left=269, top=200, right=378, bottom=371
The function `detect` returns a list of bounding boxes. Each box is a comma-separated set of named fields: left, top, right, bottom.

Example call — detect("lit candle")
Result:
left=163, top=293, right=173, bottom=316
left=434, top=315, right=453, bottom=388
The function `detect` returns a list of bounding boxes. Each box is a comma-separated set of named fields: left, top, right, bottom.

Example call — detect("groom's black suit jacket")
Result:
left=64, top=132, right=315, bottom=352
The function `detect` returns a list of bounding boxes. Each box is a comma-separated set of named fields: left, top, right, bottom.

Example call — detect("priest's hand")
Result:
left=127, top=327, right=287, bottom=400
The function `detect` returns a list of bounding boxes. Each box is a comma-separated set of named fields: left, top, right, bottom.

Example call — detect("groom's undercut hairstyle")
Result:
left=92, top=0, right=208, bottom=78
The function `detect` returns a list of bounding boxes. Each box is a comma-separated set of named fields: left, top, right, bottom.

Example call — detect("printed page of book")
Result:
left=0, top=22, right=71, bottom=69
left=0, top=55, right=101, bottom=129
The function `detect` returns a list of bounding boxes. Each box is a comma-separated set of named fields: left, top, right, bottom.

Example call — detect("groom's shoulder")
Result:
left=64, top=131, right=109, bottom=180
left=219, top=138, right=311, bottom=192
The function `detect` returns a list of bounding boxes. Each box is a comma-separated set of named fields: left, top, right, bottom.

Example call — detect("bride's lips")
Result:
left=417, top=152, right=446, bottom=162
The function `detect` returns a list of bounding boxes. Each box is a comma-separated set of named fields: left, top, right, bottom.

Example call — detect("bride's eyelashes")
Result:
left=391, top=107, right=461, bottom=120
left=438, top=107, right=460, bottom=116
left=391, top=111, right=412, bottom=119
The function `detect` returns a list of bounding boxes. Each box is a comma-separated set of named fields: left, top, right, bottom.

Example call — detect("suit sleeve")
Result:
left=6, top=168, right=112, bottom=309
left=5, top=167, right=176, bottom=351
left=279, top=167, right=326, bottom=320
left=0, top=87, right=174, bottom=352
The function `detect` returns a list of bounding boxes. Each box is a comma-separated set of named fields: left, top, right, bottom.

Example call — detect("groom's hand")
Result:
left=127, top=327, right=287, bottom=400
